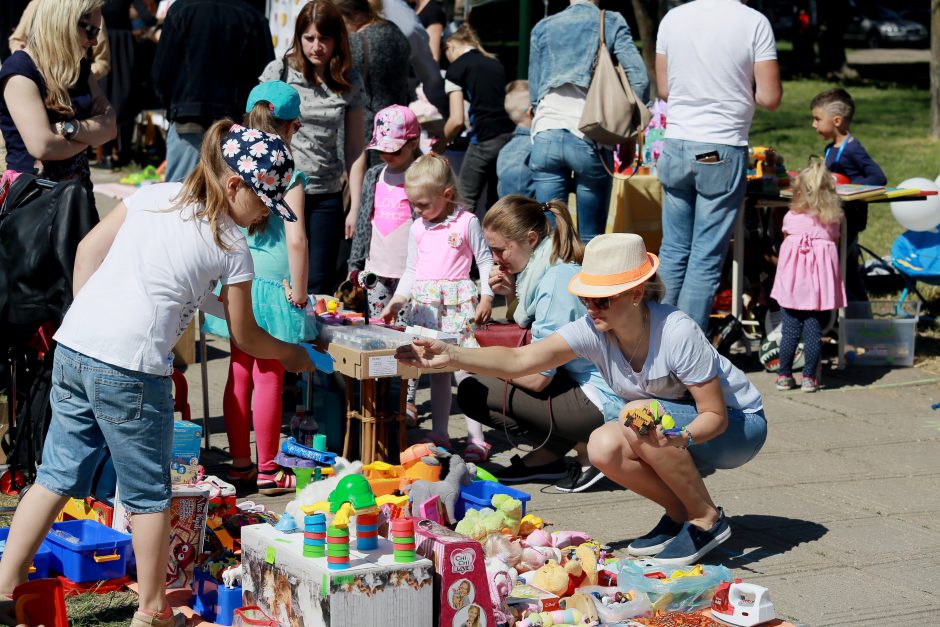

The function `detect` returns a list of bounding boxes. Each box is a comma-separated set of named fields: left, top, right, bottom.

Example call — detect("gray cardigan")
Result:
left=348, top=164, right=417, bottom=274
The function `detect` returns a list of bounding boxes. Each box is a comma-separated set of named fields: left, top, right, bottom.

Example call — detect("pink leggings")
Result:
left=223, top=343, right=285, bottom=473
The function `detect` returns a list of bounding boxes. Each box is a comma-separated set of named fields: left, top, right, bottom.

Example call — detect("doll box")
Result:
left=241, top=523, right=434, bottom=627
left=414, top=519, right=496, bottom=627
left=113, top=484, right=209, bottom=589
left=171, top=419, right=203, bottom=484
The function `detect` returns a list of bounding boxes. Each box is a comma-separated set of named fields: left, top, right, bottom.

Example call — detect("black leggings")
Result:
left=779, top=307, right=831, bottom=379
left=456, top=370, right=604, bottom=458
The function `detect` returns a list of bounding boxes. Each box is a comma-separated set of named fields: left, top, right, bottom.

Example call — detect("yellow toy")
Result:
left=660, top=563, right=704, bottom=583
left=300, top=473, right=407, bottom=527
left=518, top=513, right=544, bottom=537
left=530, top=559, right=569, bottom=597
left=621, top=399, right=674, bottom=435
left=560, top=593, right=598, bottom=624
left=573, top=544, right=598, bottom=586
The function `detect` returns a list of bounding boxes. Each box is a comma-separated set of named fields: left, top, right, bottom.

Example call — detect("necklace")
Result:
left=622, top=308, right=648, bottom=370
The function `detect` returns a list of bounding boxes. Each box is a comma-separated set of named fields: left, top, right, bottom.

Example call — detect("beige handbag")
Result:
left=579, top=10, right=651, bottom=151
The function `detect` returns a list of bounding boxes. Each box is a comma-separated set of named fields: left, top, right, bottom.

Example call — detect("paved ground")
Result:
left=89, top=171, right=940, bottom=626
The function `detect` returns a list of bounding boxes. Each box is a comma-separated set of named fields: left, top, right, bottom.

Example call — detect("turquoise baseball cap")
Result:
left=246, top=80, right=301, bottom=121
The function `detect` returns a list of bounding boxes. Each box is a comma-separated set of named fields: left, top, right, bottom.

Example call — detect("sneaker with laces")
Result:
left=801, top=377, right=819, bottom=393
left=626, top=514, right=685, bottom=556
left=553, top=463, right=605, bottom=493
left=775, top=375, right=796, bottom=391
left=652, top=507, right=731, bottom=565
left=492, top=454, right=568, bottom=483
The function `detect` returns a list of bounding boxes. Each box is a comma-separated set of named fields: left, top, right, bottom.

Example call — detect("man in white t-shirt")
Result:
left=655, top=0, right=782, bottom=330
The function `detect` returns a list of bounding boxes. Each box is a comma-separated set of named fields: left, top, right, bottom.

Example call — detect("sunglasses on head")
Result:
left=578, top=292, right=624, bottom=311
left=78, top=20, right=101, bottom=40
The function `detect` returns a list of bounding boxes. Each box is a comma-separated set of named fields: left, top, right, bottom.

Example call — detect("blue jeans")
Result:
left=305, top=191, right=345, bottom=294
left=165, top=123, right=203, bottom=183
left=530, top=129, right=612, bottom=243
left=656, top=139, right=748, bottom=329
left=36, top=345, right=174, bottom=513
left=655, top=399, right=767, bottom=471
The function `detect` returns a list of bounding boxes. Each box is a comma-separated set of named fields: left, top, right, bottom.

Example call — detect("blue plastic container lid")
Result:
left=46, top=520, right=132, bottom=552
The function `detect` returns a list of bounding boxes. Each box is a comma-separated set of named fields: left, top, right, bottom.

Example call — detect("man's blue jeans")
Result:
left=656, top=139, right=748, bottom=329
left=530, top=129, right=612, bottom=243
left=165, top=123, right=203, bottom=183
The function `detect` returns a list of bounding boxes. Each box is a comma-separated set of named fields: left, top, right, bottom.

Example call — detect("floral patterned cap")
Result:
left=220, top=124, right=297, bottom=222
left=366, top=105, right=420, bottom=153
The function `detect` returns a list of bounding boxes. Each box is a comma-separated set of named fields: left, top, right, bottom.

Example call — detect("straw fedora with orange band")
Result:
left=568, top=233, right=659, bottom=298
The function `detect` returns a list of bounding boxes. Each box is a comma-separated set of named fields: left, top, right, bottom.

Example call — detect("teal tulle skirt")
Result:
left=202, top=276, right=319, bottom=343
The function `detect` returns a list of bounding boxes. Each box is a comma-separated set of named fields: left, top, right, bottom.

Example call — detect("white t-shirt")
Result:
left=556, top=302, right=763, bottom=413
left=55, top=183, right=254, bottom=376
left=531, top=84, right=587, bottom=141
left=656, top=0, right=776, bottom=146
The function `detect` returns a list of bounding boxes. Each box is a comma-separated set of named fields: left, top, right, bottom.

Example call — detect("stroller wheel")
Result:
left=0, top=469, right=28, bottom=495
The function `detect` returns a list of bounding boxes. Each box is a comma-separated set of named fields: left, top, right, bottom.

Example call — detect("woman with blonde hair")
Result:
left=398, top=233, right=767, bottom=564
left=456, top=195, right=619, bottom=487
left=0, top=0, right=116, bottom=202
left=437, top=22, right=514, bottom=218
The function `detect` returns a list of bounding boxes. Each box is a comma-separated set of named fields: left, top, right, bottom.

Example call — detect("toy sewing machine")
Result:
left=712, top=580, right=776, bottom=626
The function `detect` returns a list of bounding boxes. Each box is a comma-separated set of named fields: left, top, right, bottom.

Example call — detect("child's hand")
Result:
left=474, top=296, right=493, bottom=325
left=381, top=299, right=404, bottom=324
left=344, top=211, right=357, bottom=240
left=488, top=266, right=514, bottom=296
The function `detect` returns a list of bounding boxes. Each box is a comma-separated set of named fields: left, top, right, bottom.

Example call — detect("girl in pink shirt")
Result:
left=771, top=160, right=846, bottom=393
left=382, top=154, right=495, bottom=453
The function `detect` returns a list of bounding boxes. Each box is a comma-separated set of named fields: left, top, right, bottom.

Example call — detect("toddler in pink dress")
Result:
left=771, top=161, right=846, bottom=392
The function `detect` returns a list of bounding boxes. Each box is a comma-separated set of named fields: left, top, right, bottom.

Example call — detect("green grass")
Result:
left=752, top=79, right=940, bottom=257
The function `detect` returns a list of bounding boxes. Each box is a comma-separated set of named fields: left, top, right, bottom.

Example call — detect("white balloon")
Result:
left=891, top=178, right=940, bottom=232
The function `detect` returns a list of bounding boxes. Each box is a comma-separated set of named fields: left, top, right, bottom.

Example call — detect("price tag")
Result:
left=368, top=355, right=397, bottom=377
left=265, top=546, right=276, bottom=565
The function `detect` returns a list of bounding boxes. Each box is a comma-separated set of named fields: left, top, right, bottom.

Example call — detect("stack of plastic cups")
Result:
left=303, top=513, right=326, bottom=558
left=390, top=517, right=416, bottom=563
left=356, top=512, right=379, bottom=551
left=326, top=525, right=351, bottom=570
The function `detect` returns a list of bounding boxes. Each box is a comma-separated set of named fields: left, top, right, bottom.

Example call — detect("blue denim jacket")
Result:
left=496, top=126, right=536, bottom=198
left=529, top=2, right=649, bottom=107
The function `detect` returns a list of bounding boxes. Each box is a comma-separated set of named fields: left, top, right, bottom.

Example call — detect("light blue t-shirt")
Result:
left=557, top=301, right=763, bottom=413
left=530, top=263, right=621, bottom=418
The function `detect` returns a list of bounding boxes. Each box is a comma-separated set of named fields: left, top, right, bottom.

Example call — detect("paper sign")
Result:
left=265, top=546, right=276, bottom=564
left=368, top=355, right=398, bottom=377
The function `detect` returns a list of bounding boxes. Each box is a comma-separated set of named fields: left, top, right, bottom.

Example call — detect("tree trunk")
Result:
left=931, top=0, right=940, bottom=138
left=631, top=0, right=659, bottom=100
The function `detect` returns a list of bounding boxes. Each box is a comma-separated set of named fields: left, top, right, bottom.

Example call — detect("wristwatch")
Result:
left=57, top=119, right=79, bottom=141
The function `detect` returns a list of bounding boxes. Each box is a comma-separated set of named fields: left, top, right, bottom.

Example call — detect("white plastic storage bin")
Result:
left=843, top=300, right=920, bottom=366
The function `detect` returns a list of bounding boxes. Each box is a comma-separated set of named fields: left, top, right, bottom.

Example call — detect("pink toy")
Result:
left=525, top=529, right=590, bottom=550
left=517, top=609, right=584, bottom=627
left=520, top=545, right=562, bottom=573
left=484, top=534, right=523, bottom=625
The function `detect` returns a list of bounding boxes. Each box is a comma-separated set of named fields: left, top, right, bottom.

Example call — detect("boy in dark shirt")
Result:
left=811, top=88, right=886, bottom=301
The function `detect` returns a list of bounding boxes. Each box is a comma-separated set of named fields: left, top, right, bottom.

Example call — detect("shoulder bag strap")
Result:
left=280, top=56, right=289, bottom=82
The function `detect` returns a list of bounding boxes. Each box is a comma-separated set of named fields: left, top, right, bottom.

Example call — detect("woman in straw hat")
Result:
left=396, top=233, right=768, bottom=565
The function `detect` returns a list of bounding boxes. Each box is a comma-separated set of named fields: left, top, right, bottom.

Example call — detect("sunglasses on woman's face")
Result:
left=78, top=20, right=101, bottom=41
left=578, top=293, right=624, bottom=311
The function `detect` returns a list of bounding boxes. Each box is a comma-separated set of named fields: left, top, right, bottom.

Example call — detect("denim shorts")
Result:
left=36, top=345, right=174, bottom=513
left=655, top=399, right=767, bottom=471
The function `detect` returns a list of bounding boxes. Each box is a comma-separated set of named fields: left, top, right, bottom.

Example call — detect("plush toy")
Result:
left=525, top=529, right=591, bottom=551
left=404, top=453, right=476, bottom=524
left=517, top=609, right=583, bottom=627
left=455, top=507, right=504, bottom=539
left=518, top=514, right=544, bottom=537
left=560, top=593, right=598, bottom=625
left=285, top=457, right=362, bottom=526
left=483, top=534, right=522, bottom=626
left=520, top=545, right=562, bottom=573
left=491, top=493, right=523, bottom=535
left=562, top=553, right=586, bottom=597
left=573, top=545, right=597, bottom=586
left=531, top=559, right=569, bottom=597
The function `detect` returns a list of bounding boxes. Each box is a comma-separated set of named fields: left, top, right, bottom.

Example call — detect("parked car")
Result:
left=845, top=2, right=928, bottom=48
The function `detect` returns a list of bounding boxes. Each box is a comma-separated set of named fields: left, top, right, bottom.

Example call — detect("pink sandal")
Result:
left=463, top=440, right=492, bottom=463
left=257, top=468, right=296, bottom=496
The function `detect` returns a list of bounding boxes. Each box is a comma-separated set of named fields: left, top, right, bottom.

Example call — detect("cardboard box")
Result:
left=317, top=341, right=428, bottom=380
left=414, top=519, right=496, bottom=627
left=506, top=583, right=561, bottom=614
left=241, top=523, right=433, bottom=627
left=172, top=419, right=202, bottom=484
left=114, top=484, right=209, bottom=589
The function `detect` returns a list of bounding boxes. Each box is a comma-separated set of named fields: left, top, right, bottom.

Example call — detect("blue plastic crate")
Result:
left=192, top=568, right=242, bottom=626
left=455, top=481, right=531, bottom=520
left=0, top=528, right=52, bottom=580
left=45, top=520, right=132, bottom=583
